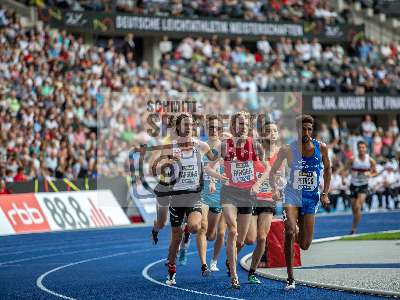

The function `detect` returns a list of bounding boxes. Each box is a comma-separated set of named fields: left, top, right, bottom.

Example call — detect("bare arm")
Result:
left=345, top=157, right=354, bottom=172
left=199, top=141, right=227, bottom=181
left=369, top=158, right=378, bottom=177
left=269, top=145, right=288, bottom=191
left=320, top=142, right=331, bottom=194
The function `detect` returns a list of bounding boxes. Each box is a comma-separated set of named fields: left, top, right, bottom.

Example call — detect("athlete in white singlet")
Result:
left=347, top=140, right=377, bottom=234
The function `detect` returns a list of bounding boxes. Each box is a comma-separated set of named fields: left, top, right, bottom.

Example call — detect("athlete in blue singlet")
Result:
left=197, top=117, right=228, bottom=276
left=284, top=138, right=323, bottom=214
left=269, top=115, right=331, bottom=290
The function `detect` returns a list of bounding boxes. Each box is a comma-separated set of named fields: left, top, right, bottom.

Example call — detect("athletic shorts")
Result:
left=221, top=185, right=254, bottom=214
left=201, top=194, right=222, bottom=214
left=155, top=183, right=171, bottom=207
left=169, top=192, right=202, bottom=227
left=252, top=200, right=276, bottom=215
left=350, top=184, right=369, bottom=199
left=284, top=193, right=320, bottom=215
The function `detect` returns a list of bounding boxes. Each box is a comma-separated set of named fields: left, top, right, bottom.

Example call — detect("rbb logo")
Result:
left=8, top=202, right=45, bottom=225
left=0, top=194, right=50, bottom=233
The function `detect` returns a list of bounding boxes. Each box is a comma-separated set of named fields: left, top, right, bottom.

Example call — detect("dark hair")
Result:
left=357, top=140, right=367, bottom=148
left=296, top=114, right=314, bottom=126
left=175, top=113, right=191, bottom=136
left=264, top=120, right=275, bottom=127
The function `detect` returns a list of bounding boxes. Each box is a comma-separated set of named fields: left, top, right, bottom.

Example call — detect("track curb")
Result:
left=240, top=233, right=400, bottom=298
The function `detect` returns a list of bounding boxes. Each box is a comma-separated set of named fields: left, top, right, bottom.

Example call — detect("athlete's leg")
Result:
left=236, top=212, right=252, bottom=255
left=351, top=193, right=367, bottom=233
left=297, top=214, right=316, bottom=250
left=206, top=209, right=221, bottom=241
left=196, top=204, right=209, bottom=267
left=186, top=210, right=202, bottom=234
left=178, top=219, right=191, bottom=265
left=152, top=196, right=169, bottom=245
left=284, top=205, right=299, bottom=281
left=154, top=205, right=169, bottom=231
left=244, top=215, right=257, bottom=246
left=211, top=214, right=226, bottom=270
left=168, top=227, right=183, bottom=265
left=250, top=212, right=273, bottom=271
left=223, top=204, right=239, bottom=280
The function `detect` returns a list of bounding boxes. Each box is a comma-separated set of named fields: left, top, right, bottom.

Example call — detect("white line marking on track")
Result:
left=0, top=242, right=150, bottom=266
left=142, top=251, right=246, bottom=300
left=0, top=237, right=153, bottom=257
left=0, top=237, right=151, bottom=254
left=36, top=247, right=167, bottom=299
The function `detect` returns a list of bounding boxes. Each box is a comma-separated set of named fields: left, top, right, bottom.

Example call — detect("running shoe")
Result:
left=151, top=228, right=159, bottom=245
left=285, top=278, right=296, bottom=290
left=282, top=209, right=287, bottom=222
left=210, top=259, right=219, bottom=272
left=231, top=277, right=240, bottom=289
left=248, top=274, right=261, bottom=284
left=178, top=248, right=188, bottom=265
left=201, top=264, right=211, bottom=277
left=225, top=259, right=231, bottom=277
left=166, top=263, right=176, bottom=286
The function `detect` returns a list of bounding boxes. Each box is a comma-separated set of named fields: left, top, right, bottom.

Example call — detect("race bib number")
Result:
left=256, top=171, right=270, bottom=192
left=293, top=170, right=317, bottom=191
left=231, top=161, right=254, bottom=183
left=176, top=164, right=199, bottom=187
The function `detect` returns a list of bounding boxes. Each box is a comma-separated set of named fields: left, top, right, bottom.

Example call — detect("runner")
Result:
left=347, top=140, right=377, bottom=234
left=269, top=115, right=331, bottom=290
left=149, top=114, right=178, bottom=245
left=221, top=111, right=260, bottom=289
left=164, top=113, right=225, bottom=285
left=247, top=121, right=283, bottom=284
left=196, top=116, right=226, bottom=276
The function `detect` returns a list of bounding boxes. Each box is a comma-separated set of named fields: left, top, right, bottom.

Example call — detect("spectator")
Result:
left=159, top=35, right=173, bottom=56
left=361, top=115, right=377, bottom=153
left=257, top=36, right=271, bottom=57
left=382, top=162, right=397, bottom=209
left=388, top=119, right=399, bottom=136
left=0, top=178, right=9, bottom=194
left=13, top=166, right=27, bottom=182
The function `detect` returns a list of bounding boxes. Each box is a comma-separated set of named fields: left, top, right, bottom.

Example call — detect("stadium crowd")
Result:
left=0, top=5, right=399, bottom=210
left=19, top=0, right=354, bottom=24
left=0, top=7, right=198, bottom=187
left=161, top=36, right=400, bottom=94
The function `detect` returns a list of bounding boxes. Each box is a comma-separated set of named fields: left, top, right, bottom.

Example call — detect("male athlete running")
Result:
left=269, top=115, right=331, bottom=290
left=247, top=121, right=283, bottom=284
left=163, top=113, right=225, bottom=285
left=221, top=111, right=260, bottom=289
left=347, top=140, right=377, bottom=234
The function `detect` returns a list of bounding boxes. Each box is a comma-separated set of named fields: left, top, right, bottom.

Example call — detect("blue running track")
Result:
left=0, top=211, right=399, bottom=300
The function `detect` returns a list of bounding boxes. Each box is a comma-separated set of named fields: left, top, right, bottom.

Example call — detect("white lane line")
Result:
left=36, top=247, right=168, bottom=300
left=142, top=251, right=246, bottom=300
left=0, top=237, right=153, bottom=257
left=0, top=237, right=151, bottom=254
left=0, top=242, right=150, bottom=266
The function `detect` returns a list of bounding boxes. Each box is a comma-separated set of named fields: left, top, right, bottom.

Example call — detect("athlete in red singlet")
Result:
left=221, top=111, right=260, bottom=289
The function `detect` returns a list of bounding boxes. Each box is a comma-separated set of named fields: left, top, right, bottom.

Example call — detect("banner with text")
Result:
left=303, top=94, right=400, bottom=114
left=38, top=8, right=364, bottom=42
left=0, top=190, right=130, bottom=235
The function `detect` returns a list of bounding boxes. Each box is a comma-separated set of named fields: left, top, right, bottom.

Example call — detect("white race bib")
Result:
left=293, top=170, right=317, bottom=191
left=231, top=161, right=255, bottom=183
